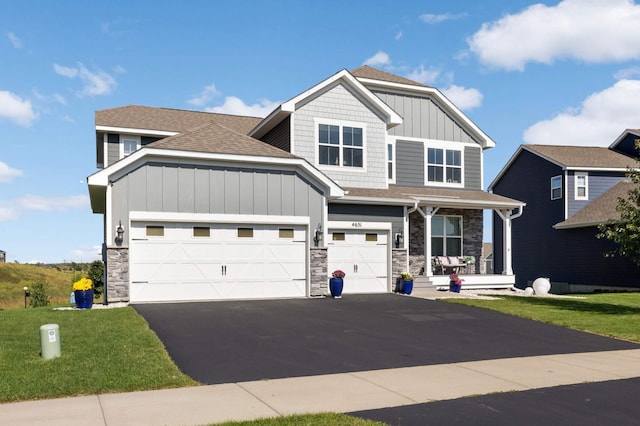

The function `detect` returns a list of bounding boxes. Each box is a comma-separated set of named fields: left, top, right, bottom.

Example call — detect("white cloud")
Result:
left=53, top=63, right=117, bottom=96
left=406, top=65, right=440, bottom=85
left=441, top=85, right=483, bottom=110
left=468, top=0, right=640, bottom=71
left=523, top=79, right=640, bottom=146
left=0, top=91, right=37, bottom=126
left=420, top=12, right=466, bottom=24
left=16, top=195, right=89, bottom=211
left=205, top=97, right=279, bottom=118
left=364, top=51, right=391, bottom=67
left=0, top=161, right=23, bottom=182
left=188, top=84, right=221, bottom=107
left=395, top=31, right=403, bottom=40
left=0, top=206, right=18, bottom=221
left=67, top=245, right=101, bottom=262
left=7, top=32, right=22, bottom=48
left=614, top=67, right=640, bottom=80
left=32, top=89, right=67, bottom=105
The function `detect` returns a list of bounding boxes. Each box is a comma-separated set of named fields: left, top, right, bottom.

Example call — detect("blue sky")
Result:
left=3, top=0, right=640, bottom=263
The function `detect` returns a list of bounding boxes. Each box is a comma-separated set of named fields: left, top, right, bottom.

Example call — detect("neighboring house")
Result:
left=490, top=134, right=640, bottom=292
left=88, top=66, right=524, bottom=303
left=0, top=250, right=5, bottom=263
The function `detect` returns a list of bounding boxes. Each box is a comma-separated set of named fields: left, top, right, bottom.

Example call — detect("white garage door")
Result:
left=327, top=229, right=388, bottom=294
left=129, top=222, right=307, bottom=302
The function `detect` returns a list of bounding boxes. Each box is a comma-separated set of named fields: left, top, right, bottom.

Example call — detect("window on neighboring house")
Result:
left=551, top=175, right=562, bottom=200
left=575, top=173, right=588, bottom=200
left=318, top=122, right=364, bottom=168
left=431, top=215, right=462, bottom=256
left=122, top=136, right=140, bottom=157
left=427, top=147, right=462, bottom=184
left=387, top=142, right=394, bottom=182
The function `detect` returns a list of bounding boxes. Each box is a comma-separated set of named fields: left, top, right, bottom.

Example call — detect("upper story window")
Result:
left=575, top=172, right=588, bottom=200
left=426, top=147, right=462, bottom=185
left=121, top=135, right=141, bottom=157
left=317, top=121, right=364, bottom=168
left=387, top=142, right=395, bottom=183
left=551, top=175, right=562, bottom=200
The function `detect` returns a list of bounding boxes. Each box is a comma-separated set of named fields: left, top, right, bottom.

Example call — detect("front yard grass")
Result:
left=446, top=292, right=640, bottom=343
left=217, top=413, right=385, bottom=425
left=0, top=306, right=197, bottom=403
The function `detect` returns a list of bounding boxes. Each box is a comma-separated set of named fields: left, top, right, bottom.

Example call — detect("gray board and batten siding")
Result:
left=372, top=90, right=479, bottom=143
left=110, top=162, right=325, bottom=247
left=328, top=203, right=404, bottom=232
left=395, top=140, right=482, bottom=190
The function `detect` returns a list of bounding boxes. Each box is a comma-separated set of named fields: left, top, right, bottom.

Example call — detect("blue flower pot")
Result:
left=74, top=289, right=94, bottom=309
left=449, top=281, right=461, bottom=293
left=329, top=278, right=343, bottom=298
left=401, top=280, right=413, bottom=295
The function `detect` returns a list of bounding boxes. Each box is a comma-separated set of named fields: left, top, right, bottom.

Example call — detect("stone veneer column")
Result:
left=106, top=247, right=129, bottom=302
left=310, top=248, right=327, bottom=297
left=392, top=248, right=408, bottom=292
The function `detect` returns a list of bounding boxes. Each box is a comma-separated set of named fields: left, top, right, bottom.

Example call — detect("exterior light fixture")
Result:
left=23, top=286, right=30, bottom=308
left=395, top=229, right=404, bottom=247
left=116, top=221, right=125, bottom=241
left=314, top=223, right=323, bottom=244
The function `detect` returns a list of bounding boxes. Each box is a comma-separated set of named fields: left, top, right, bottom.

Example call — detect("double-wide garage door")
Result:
left=129, top=222, right=307, bottom=303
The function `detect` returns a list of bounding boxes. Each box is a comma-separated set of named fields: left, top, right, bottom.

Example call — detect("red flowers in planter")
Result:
left=449, top=273, right=464, bottom=285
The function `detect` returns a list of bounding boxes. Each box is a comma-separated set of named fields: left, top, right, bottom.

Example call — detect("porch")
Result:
left=413, top=274, right=515, bottom=290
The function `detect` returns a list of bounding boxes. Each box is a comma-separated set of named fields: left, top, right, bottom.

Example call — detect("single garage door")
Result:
left=327, top=229, right=388, bottom=294
left=129, top=222, right=307, bottom=302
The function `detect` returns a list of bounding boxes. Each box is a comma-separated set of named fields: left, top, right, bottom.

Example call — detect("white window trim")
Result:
left=575, top=172, right=588, bottom=200
left=431, top=214, right=463, bottom=257
left=424, top=140, right=464, bottom=188
left=387, top=139, right=396, bottom=184
left=314, top=118, right=367, bottom=173
left=551, top=175, right=562, bottom=200
left=120, top=135, right=141, bottom=159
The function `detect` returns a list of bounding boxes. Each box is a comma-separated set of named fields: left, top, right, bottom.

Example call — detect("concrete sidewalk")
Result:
left=3, top=348, right=640, bottom=426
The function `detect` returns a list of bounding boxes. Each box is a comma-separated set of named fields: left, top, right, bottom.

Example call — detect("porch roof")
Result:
left=340, top=186, right=525, bottom=210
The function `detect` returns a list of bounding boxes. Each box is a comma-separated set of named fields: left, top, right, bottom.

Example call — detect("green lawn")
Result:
left=216, top=413, right=385, bottom=425
left=446, top=292, right=640, bottom=343
left=0, top=306, right=197, bottom=403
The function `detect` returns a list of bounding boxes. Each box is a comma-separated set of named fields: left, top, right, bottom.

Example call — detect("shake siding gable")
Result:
left=293, top=83, right=388, bottom=189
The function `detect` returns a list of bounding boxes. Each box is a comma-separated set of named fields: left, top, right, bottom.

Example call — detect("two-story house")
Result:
left=88, top=66, right=524, bottom=303
left=490, top=134, right=640, bottom=292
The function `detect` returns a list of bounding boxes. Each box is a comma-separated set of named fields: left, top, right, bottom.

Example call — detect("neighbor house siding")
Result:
left=492, top=149, right=564, bottom=286
left=110, top=162, right=324, bottom=247
left=372, top=90, right=477, bottom=144
left=567, top=171, right=627, bottom=217
left=292, top=82, right=388, bottom=189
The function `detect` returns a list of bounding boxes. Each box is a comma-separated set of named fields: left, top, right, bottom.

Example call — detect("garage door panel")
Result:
left=130, top=221, right=307, bottom=302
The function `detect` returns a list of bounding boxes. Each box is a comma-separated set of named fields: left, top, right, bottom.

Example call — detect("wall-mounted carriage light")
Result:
left=313, top=223, right=323, bottom=244
left=394, top=229, right=404, bottom=248
left=116, top=221, right=125, bottom=242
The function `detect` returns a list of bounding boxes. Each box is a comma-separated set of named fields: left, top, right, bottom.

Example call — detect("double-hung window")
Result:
left=427, top=147, right=462, bottom=185
left=431, top=215, right=462, bottom=256
left=551, top=175, right=562, bottom=200
left=387, top=142, right=395, bottom=182
left=575, top=172, right=588, bottom=200
left=318, top=122, right=364, bottom=168
left=121, top=135, right=140, bottom=157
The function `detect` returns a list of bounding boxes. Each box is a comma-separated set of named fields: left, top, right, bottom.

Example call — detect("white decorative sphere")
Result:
left=523, top=287, right=534, bottom=296
left=532, top=277, right=551, bottom=295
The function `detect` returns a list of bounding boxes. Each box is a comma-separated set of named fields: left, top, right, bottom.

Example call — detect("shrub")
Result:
left=29, top=277, right=51, bottom=307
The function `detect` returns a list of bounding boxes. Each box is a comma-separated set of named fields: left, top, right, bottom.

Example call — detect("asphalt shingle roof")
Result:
left=344, top=185, right=523, bottom=206
left=525, top=145, right=635, bottom=169
left=351, top=65, right=430, bottom=88
left=96, top=105, right=262, bottom=135
left=146, top=122, right=296, bottom=159
left=555, top=180, right=635, bottom=229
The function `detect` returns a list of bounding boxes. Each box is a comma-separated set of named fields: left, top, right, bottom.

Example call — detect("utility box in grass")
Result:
left=40, top=324, right=61, bottom=360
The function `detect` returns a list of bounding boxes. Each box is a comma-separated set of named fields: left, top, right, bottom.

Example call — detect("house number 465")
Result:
left=352, top=222, right=362, bottom=228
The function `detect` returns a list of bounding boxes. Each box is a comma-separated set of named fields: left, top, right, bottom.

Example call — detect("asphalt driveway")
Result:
left=134, top=294, right=638, bottom=385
